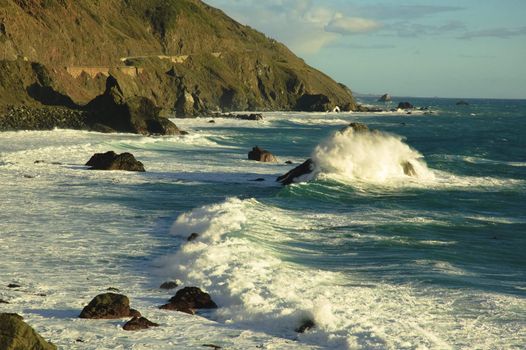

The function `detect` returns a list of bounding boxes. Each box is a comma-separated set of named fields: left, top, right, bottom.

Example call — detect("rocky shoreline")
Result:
left=0, top=105, right=90, bottom=132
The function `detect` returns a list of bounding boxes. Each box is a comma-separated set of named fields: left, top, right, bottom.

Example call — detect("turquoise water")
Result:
left=1, top=98, right=525, bottom=349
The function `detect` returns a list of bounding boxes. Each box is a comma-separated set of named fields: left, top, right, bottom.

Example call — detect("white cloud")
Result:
left=325, top=14, right=381, bottom=35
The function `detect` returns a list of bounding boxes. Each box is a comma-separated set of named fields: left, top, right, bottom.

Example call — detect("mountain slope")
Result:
left=0, top=0, right=356, bottom=115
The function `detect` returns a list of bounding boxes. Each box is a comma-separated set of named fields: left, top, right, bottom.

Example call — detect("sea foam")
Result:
left=311, top=126, right=434, bottom=183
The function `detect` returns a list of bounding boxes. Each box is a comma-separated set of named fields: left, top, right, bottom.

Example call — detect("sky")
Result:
left=206, top=0, right=526, bottom=99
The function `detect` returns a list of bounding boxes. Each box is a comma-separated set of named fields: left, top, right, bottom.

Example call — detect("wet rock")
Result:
left=276, top=159, right=314, bottom=185
left=249, top=178, right=265, bottom=182
left=402, top=161, right=417, bottom=176
left=248, top=146, right=278, bottom=163
left=122, top=316, right=159, bottom=331
left=354, top=105, right=383, bottom=112
left=160, top=281, right=179, bottom=290
left=159, top=287, right=217, bottom=313
left=340, top=122, right=369, bottom=134
left=187, top=233, right=199, bottom=242
left=378, top=93, right=392, bottom=102
left=0, top=299, right=9, bottom=304
left=285, top=160, right=293, bottom=165
left=85, top=151, right=145, bottom=172
left=208, top=120, right=216, bottom=123
left=295, top=319, right=315, bottom=333
left=79, top=293, right=140, bottom=319
left=7, top=284, right=20, bottom=288
left=107, top=287, right=120, bottom=292
left=397, top=102, right=414, bottom=110
left=0, top=313, right=57, bottom=350
left=210, top=113, right=263, bottom=121
left=202, top=344, right=222, bottom=349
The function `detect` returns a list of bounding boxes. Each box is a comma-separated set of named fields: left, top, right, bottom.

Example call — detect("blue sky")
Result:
left=206, top=0, right=526, bottom=99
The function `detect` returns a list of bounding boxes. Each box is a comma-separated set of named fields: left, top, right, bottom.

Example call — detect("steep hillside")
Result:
left=0, top=0, right=356, bottom=118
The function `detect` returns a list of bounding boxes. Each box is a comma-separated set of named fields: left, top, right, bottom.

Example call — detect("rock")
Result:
left=79, top=293, right=140, bottom=319
left=0, top=313, right=57, bottom=350
left=0, top=299, right=9, bottom=304
left=249, top=178, right=265, bottom=182
left=208, top=120, right=216, bottom=123
left=456, top=100, right=469, bottom=105
left=7, top=284, right=20, bottom=288
left=276, top=159, right=314, bottom=185
left=210, top=113, right=263, bottom=121
left=85, top=151, right=145, bottom=172
left=160, top=281, right=178, bottom=290
left=86, top=76, right=184, bottom=135
left=202, top=344, right=222, bottom=349
left=285, top=161, right=293, bottom=165
left=354, top=105, right=383, bottom=112
left=402, top=161, right=417, bottom=176
left=378, top=93, right=392, bottom=102
left=187, top=233, right=199, bottom=242
left=159, top=287, right=218, bottom=313
left=397, top=102, right=414, bottom=110
left=248, top=146, right=278, bottom=163
left=294, top=94, right=334, bottom=112
left=107, top=287, right=120, bottom=292
left=122, top=316, right=159, bottom=331
left=340, top=122, right=369, bottom=134
left=295, top=319, right=315, bottom=333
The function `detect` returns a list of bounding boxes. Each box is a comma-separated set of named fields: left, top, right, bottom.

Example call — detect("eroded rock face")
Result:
left=79, top=293, right=141, bottom=319
left=248, top=146, right=278, bottom=163
left=122, top=316, right=159, bottom=331
left=159, top=287, right=217, bottom=314
left=85, top=151, right=145, bottom=172
left=0, top=313, right=57, bottom=350
left=86, top=76, right=184, bottom=135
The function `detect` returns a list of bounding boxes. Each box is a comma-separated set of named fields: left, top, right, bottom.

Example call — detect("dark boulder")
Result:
left=122, top=316, right=159, bottom=331
left=85, top=151, right=145, bottom=172
left=86, top=75, right=185, bottom=135
left=397, top=102, right=414, bottom=110
left=160, top=281, right=178, bottom=290
left=187, top=233, right=199, bottom=242
left=0, top=313, right=57, bottom=350
left=159, top=287, right=217, bottom=314
left=79, top=293, right=141, bottom=319
left=378, top=93, right=392, bottom=102
left=295, top=319, right=315, bottom=333
left=276, top=159, right=314, bottom=185
left=248, top=146, right=278, bottom=163
left=402, top=161, right=417, bottom=176
left=340, top=122, right=369, bottom=134
left=294, top=93, right=335, bottom=112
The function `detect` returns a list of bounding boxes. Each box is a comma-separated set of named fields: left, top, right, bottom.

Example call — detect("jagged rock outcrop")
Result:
left=276, top=159, right=314, bottom=185
left=0, top=313, right=57, bottom=350
left=86, top=75, right=183, bottom=135
left=0, top=0, right=356, bottom=129
left=86, top=151, right=146, bottom=172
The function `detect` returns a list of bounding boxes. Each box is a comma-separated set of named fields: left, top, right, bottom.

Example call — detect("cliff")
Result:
left=0, top=0, right=356, bottom=127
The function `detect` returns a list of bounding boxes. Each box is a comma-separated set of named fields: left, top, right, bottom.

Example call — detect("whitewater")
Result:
left=1, top=97, right=525, bottom=349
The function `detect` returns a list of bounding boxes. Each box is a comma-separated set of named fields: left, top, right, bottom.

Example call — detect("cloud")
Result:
left=325, top=14, right=381, bottom=35
left=385, top=20, right=466, bottom=38
left=458, top=26, right=526, bottom=39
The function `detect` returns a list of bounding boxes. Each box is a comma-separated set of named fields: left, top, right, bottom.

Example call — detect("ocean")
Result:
left=1, top=97, right=525, bottom=349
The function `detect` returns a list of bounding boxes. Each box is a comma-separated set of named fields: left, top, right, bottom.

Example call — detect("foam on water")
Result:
left=308, top=126, right=434, bottom=184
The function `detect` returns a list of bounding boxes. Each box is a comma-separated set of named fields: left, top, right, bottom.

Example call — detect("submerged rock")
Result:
left=0, top=313, right=57, bottom=350
left=295, top=319, right=315, bottom=333
left=85, top=151, right=145, bottom=172
left=79, top=293, right=141, bottom=319
left=248, top=146, right=278, bottom=163
left=122, top=316, right=159, bottom=331
left=159, top=287, right=217, bottom=314
left=160, top=281, right=178, bottom=290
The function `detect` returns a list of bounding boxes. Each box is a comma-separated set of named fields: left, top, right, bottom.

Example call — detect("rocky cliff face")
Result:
left=0, top=0, right=356, bottom=119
